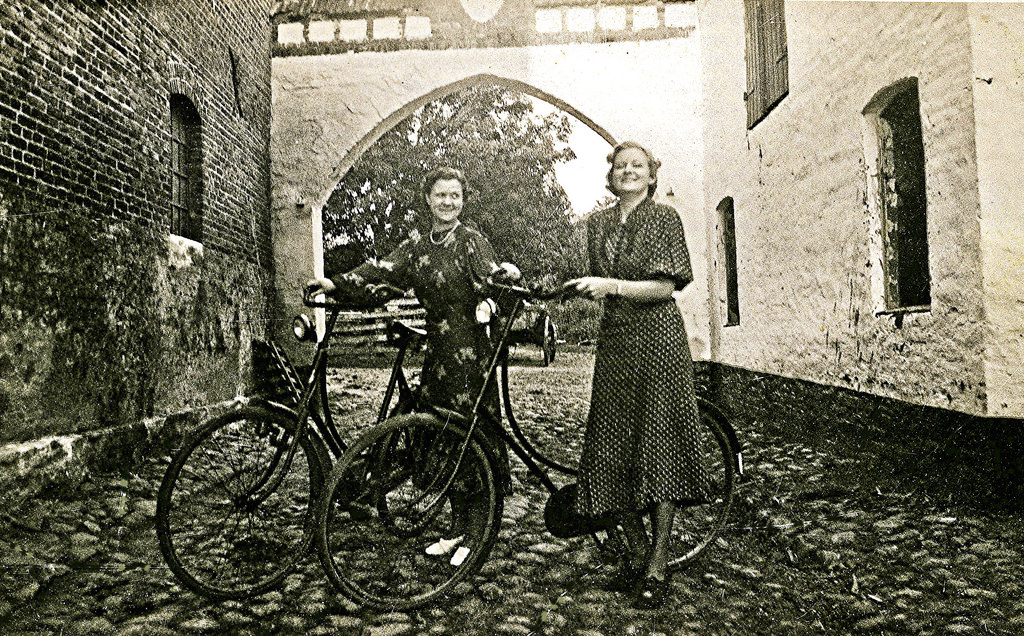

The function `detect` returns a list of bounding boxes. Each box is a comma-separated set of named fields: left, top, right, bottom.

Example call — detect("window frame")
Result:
left=169, top=94, right=203, bottom=242
left=718, top=197, right=741, bottom=327
left=862, top=77, right=932, bottom=314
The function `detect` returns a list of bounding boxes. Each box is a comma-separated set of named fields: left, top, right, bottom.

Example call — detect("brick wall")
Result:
left=1, top=0, right=273, bottom=260
left=0, top=1, right=276, bottom=442
left=698, top=1, right=989, bottom=415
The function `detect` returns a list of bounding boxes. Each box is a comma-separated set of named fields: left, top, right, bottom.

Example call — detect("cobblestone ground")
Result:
left=1, top=349, right=1022, bottom=635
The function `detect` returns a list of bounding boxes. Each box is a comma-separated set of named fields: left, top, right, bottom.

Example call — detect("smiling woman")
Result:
left=568, top=140, right=707, bottom=610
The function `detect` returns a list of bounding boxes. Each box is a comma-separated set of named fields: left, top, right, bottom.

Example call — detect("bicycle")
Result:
left=315, top=280, right=744, bottom=610
left=154, top=283, right=414, bottom=599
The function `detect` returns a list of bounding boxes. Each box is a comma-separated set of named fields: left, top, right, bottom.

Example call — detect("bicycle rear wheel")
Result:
left=317, top=412, right=503, bottom=610
left=666, top=409, right=735, bottom=570
left=156, top=405, right=325, bottom=599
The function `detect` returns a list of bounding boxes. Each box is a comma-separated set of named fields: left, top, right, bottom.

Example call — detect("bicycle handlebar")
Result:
left=486, top=278, right=583, bottom=304
left=303, top=283, right=408, bottom=309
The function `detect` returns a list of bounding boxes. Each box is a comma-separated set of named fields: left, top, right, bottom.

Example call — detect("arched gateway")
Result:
left=269, top=1, right=709, bottom=356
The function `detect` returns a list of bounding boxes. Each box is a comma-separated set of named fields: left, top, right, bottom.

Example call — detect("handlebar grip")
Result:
left=303, top=286, right=332, bottom=308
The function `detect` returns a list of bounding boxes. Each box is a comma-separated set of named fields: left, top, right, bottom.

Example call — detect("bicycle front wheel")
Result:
left=317, top=412, right=503, bottom=610
left=156, top=405, right=325, bottom=599
left=666, top=409, right=736, bottom=571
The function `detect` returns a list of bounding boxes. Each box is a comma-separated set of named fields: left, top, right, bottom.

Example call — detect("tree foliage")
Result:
left=323, top=85, right=588, bottom=286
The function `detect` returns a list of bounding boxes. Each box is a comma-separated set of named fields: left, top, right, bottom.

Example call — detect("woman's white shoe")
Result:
left=450, top=546, right=471, bottom=567
left=425, top=536, right=463, bottom=556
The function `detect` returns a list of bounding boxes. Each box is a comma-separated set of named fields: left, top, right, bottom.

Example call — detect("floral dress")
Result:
left=575, top=197, right=711, bottom=518
left=330, top=223, right=501, bottom=417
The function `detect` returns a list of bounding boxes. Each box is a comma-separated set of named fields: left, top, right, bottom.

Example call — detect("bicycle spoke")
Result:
left=157, top=407, right=323, bottom=599
left=319, top=413, right=503, bottom=610
left=666, top=411, right=735, bottom=570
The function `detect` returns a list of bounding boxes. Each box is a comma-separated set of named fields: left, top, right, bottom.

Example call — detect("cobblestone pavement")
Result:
left=1, top=350, right=1022, bottom=635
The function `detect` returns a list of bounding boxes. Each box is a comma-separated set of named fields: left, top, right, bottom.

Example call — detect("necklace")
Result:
left=429, top=221, right=460, bottom=245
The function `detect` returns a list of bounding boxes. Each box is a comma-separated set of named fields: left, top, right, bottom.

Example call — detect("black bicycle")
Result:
left=315, top=281, right=743, bottom=610
left=154, top=283, right=410, bottom=599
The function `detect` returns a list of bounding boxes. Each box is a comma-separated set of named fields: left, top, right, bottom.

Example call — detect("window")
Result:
left=864, top=78, right=930, bottom=311
left=228, top=48, right=243, bottom=117
left=718, top=197, right=740, bottom=326
left=170, top=94, right=203, bottom=241
left=743, top=0, right=788, bottom=129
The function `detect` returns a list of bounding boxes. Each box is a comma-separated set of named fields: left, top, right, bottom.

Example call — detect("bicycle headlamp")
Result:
left=292, top=314, right=315, bottom=342
left=475, top=298, right=497, bottom=324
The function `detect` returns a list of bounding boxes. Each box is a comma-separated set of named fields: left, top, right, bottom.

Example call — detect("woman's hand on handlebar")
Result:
left=304, top=277, right=337, bottom=304
left=564, top=277, right=616, bottom=300
left=490, top=262, right=522, bottom=283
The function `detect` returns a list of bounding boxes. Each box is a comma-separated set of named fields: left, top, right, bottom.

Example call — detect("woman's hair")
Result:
left=420, top=166, right=470, bottom=200
left=605, top=141, right=661, bottom=198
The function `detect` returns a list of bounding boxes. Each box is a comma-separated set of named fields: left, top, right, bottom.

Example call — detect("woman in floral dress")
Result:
left=307, top=167, right=518, bottom=566
left=567, top=142, right=710, bottom=609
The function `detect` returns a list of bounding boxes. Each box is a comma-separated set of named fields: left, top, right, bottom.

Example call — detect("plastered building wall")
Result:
left=270, top=36, right=711, bottom=357
left=699, top=0, right=1023, bottom=417
left=968, top=6, right=1024, bottom=417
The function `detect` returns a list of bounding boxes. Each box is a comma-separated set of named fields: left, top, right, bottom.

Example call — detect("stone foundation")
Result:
left=696, top=362, right=1024, bottom=511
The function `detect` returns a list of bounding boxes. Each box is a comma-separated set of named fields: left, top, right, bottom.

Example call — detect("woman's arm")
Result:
left=566, top=276, right=675, bottom=302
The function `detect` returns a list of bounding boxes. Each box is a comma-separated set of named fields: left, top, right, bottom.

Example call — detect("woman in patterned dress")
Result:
left=306, top=167, right=519, bottom=566
left=567, top=142, right=709, bottom=609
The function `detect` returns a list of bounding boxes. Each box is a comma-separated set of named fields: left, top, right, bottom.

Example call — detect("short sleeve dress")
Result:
left=575, top=197, right=711, bottom=518
left=329, top=223, right=501, bottom=417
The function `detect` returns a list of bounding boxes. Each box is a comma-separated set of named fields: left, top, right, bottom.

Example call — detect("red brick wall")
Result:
left=0, top=1, right=276, bottom=440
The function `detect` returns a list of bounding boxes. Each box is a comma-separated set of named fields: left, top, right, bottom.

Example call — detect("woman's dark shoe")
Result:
left=633, top=573, right=670, bottom=610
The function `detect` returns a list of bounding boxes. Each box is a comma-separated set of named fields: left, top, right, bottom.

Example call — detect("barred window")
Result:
left=170, top=94, right=203, bottom=241
left=743, top=0, right=788, bottom=129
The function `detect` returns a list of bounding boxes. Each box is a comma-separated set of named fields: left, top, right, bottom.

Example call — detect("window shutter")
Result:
left=745, top=0, right=788, bottom=128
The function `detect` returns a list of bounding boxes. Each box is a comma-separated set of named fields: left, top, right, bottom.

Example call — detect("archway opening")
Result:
left=322, top=81, right=614, bottom=291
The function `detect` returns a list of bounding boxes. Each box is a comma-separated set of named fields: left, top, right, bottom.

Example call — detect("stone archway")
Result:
left=322, top=72, right=617, bottom=211
left=270, top=37, right=708, bottom=355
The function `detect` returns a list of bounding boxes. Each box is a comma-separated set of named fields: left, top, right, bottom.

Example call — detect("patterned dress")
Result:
left=575, top=197, right=711, bottom=518
left=330, top=223, right=501, bottom=417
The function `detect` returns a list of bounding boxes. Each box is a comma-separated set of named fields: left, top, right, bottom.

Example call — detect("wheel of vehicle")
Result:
left=156, top=405, right=325, bottom=599
left=318, top=412, right=504, bottom=610
left=665, top=409, right=735, bottom=571
left=542, top=316, right=557, bottom=366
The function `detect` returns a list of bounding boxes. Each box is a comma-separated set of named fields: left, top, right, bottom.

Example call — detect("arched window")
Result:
left=864, top=78, right=930, bottom=311
left=170, top=94, right=203, bottom=241
left=718, top=197, right=740, bottom=326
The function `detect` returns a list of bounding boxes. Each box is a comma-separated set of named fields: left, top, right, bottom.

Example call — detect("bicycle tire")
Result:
left=317, top=412, right=503, bottom=610
left=665, top=408, right=735, bottom=571
left=156, top=405, right=325, bottom=599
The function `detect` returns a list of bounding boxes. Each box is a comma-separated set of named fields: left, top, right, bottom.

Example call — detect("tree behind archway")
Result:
left=323, top=84, right=587, bottom=285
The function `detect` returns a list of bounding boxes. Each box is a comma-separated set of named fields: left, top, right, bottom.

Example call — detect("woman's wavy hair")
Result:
left=419, top=166, right=470, bottom=201
left=605, top=141, right=661, bottom=198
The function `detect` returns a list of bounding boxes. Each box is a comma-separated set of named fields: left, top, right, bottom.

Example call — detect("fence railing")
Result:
left=330, top=297, right=426, bottom=353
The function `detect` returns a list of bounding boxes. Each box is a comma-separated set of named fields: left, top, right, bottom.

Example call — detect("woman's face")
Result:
left=426, top=178, right=464, bottom=227
left=611, top=147, right=655, bottom=196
